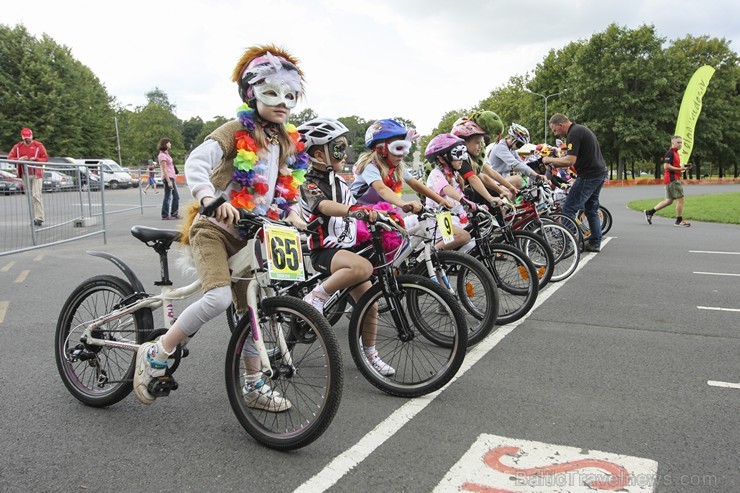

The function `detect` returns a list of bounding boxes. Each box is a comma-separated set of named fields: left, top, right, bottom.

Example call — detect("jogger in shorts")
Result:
left=644, top=135, right=692, bottom=227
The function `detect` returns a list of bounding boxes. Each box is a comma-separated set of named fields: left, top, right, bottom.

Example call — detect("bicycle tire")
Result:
left=599, top=206, right=613, bottom=235
left=492, top=230, right=555, bottom=289
left=55, top=275, right=153, bottom=407
left=472, top=243, right=540, bottom=325
left=531, top=221, right=581, bottom=282
left=412, top=251, right=498, bottom=346
left=546, top=212, right=584, bottom=251
left=348, top=274, right=467, bottom=397
left=224, top=296, right=342, bottom=451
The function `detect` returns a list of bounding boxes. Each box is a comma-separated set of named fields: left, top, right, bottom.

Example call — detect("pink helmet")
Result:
left=451, top=117, right=485, bottom=138
left=425, top=133, right=468, bottom=163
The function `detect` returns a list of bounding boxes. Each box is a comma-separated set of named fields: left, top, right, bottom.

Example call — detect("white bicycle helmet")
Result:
left=297, top=118, right=349, bottom=148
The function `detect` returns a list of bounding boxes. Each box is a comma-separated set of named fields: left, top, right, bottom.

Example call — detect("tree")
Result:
left=666, top=35, right=740, bottom=178
left=182, top=116, right=204, bottom=152
left=289, top=108, right=318, bottom=127
left=0, top=24, right=115, bottom=158
left=568, top=24, right=673, bottom=179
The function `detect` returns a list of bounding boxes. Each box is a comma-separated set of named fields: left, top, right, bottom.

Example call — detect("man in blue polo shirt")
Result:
left=542, top=113, right=608, bottom=253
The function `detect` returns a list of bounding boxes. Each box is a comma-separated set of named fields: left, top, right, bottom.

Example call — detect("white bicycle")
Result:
left=55, top=198, right=343, bottom=450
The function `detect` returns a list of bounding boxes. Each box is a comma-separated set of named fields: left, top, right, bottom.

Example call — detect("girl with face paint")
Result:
left=297, top=117, right=395, bottom=377
left=133, top=45, right=307, bottom=412
left=422, top=133, right=476, bottom=250
left=350, top=119, right=454, bottom=216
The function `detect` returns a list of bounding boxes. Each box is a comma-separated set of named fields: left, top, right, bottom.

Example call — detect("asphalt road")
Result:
left=0, top=183, right=738, bottom=492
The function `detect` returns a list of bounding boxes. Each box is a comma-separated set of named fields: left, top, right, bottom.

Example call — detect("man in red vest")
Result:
left=644, top=135, right=692, bottom=227
left=8, top=127, right=48, bottom=226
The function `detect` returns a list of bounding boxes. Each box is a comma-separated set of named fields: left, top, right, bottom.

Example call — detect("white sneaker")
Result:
left=243, top=380, right=292, bottom=412
left=133, top=341, right=168, bottom=405
left=368, top=353, right=396, bottom=377
left=303, top=286, right=328, bottom=314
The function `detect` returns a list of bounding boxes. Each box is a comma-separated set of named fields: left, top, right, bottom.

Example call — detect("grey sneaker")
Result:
left=133, top=341, right=168, bottom=405
left=583, top=243, right=601, bottom=253
left=368, top=353, right=396, bottom=377
left=243, top=380, right=292, bottom=412
left=644, top=210, right=653, bottom=225
left=674, top=220, right=691, bottom=227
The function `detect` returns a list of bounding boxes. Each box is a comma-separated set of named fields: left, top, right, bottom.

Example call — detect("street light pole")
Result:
left=524, top=88, right=567, bottom=143
left=114, top=117, right=123, bottom=165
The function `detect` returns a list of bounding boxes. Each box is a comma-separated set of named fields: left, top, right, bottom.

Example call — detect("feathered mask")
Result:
left=231, top=45, right=304, bottom=107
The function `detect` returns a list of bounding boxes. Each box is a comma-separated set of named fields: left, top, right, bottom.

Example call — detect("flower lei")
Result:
left=230, top=104, right=308, bottom=222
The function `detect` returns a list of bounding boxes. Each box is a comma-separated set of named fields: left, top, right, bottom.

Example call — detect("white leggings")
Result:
left=178, top=285, right=232, bottom=336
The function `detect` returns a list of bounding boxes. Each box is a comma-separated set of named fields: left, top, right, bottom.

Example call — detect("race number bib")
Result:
left=264, top=224, right=305, bottom=281
left=436, top=211, right=455, bottom=244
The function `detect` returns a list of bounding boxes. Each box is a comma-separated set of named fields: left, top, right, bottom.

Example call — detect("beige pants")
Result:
left=30, top=176, right=44, bottom=222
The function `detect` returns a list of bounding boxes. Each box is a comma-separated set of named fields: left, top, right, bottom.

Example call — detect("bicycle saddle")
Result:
left=130, top=225, right=182, bottom=249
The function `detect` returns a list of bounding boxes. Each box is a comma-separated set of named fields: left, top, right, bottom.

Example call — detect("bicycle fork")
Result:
left=245, top=279, right=293, bottom=379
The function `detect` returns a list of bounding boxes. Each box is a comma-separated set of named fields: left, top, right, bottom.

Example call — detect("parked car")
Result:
left=0, top=169, right=24, bottom=195
left=78, top=158, right=134, bottom=189
left=42, top=170, right=73, bottom=192
left=50, top=158, right=103, bottom=191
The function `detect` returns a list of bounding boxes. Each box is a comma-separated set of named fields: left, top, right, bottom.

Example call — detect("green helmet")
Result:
left=470, top=110, right=504, bottom=138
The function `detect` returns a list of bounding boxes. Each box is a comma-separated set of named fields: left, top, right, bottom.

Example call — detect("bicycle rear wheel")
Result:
left=348, top=275, right=467, bottom=397
left=55, top=275, right=153, bottom=407
left=225, top=296, right=342, bottom=451
left=413, top=251, right=498, bottom=346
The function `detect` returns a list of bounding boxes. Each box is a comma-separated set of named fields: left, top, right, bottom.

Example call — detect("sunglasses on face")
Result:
left=513, top=140, right=524, bottom=149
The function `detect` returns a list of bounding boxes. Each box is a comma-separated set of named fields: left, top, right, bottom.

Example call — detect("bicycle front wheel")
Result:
left=493, top=230, right=555, bottom=289
left=413, top=251, right=498, bottom=346
left=55, top=275, right=153, bottom=407
left=599, top=206, right=613, bottom=234
left=225, top=296, right=342, bottom=451
left=533, top=221, right=581, bottom=282
left=348, top=275, right=467, bottom=397
left=474, top=243, right=540, bottom=325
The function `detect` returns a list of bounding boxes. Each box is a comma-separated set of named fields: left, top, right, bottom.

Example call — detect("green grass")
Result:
left=628, top=192, right=740, bottom=225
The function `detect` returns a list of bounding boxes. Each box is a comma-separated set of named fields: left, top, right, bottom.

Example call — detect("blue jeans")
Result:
left=161, top=178, right=180, bottom=218
left=562, top=174, right=606, bottom=246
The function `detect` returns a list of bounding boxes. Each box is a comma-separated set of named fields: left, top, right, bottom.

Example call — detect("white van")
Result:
left=78, top=158, right=134, bottom=189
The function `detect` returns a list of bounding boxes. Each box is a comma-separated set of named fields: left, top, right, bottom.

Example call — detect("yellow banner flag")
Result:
left=674, top=65, right=715, bottom=164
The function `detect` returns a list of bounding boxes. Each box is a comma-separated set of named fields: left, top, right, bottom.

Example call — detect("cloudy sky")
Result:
left=4, top=0, right=739, bottom=134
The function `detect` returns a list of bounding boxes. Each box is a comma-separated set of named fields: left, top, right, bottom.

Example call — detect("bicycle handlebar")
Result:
left=198, top=195, right=323, bottom=235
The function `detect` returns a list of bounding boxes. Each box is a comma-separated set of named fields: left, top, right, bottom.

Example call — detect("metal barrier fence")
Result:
left=0, top=159, right=143, bottom=256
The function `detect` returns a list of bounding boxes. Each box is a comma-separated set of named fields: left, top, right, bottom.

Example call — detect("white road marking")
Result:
left=693, top=271, right=740, bottom=277
left=707, top=380, right=740, bottom=389
left=689, top=250, right=740, bottom=255
left=697, top=306, right=740, bottom=312
left=434, top=434, right=657, bottom=492
left=1, top=261, right=16, bottom=272
left=294, top=238, right=611, bottom=493
left=14, top=270, right=29, bottom=283
left=0, top=301, right=8, bottom=323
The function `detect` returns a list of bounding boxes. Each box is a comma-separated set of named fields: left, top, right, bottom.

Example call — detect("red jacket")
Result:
left=8, top=140, right=48, bottom=178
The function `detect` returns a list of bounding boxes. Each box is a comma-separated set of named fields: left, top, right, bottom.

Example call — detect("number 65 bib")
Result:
left=264, top=224, right=305, bottom=281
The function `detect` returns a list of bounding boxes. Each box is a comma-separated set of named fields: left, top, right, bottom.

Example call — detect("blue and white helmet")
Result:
left=364, top=119, right=408, bottom=149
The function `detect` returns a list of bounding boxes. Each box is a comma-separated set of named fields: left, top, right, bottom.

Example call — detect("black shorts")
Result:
left=310, top=248, right=342, bottom=274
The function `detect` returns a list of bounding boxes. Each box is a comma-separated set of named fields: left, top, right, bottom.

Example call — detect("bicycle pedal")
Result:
left=148, top=375, right=179, bottom=397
